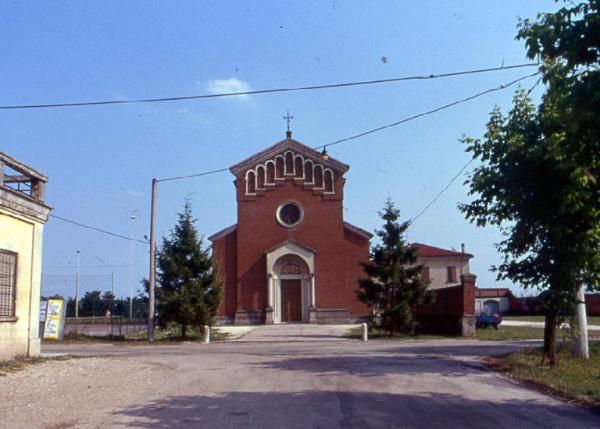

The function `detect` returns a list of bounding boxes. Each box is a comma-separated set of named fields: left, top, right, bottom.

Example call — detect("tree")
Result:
left=80, top=290, right=103, bottom=317
left=461, top=0, right=600, bottom=364
left=101, top=291, right=115, bottom=315
left=155, top=201, right=223, bottom=338
left=357, top=200, right=430, bottom=336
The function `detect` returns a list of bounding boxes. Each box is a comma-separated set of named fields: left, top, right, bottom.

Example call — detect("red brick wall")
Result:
left=416, top=274, right=476, bottom=336
left=212, top=167, right=370, bottom=322
left=587, top=294, right=600, bottom=316
left=212, top=230, right=237, bottom=321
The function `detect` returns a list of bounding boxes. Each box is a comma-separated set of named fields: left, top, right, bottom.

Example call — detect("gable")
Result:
left=231, top=138, right=348, bottom=198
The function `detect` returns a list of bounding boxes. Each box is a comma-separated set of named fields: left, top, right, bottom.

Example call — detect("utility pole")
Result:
left=147, top=178, right=157, bottom=341
left=111, top=272, right=115, bottom=296
left=128, top=212, right=137, bottom=320
left=75, top=250, right=80, bottom=332
left=572, top=286, right=589, bottom=359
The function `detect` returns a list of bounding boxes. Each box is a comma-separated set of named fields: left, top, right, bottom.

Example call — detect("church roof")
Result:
left=411, top=242, right=473, bottom=258
left=208, top=224, right=237, bottom=242
left=343, top=222, right=373, bottom=240
left=229, top=137, right=349, bottom=176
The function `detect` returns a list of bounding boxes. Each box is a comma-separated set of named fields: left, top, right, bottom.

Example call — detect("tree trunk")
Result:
left=181, top=324, right=187, bottom=339
left=542, top=311, right=558, bottom=366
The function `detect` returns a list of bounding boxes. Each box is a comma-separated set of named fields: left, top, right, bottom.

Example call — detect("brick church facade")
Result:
left=209, top=133, right=371, bottom=325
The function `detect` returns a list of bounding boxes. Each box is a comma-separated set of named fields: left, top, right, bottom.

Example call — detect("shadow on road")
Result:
left=113, top=390, right=597, bottom=428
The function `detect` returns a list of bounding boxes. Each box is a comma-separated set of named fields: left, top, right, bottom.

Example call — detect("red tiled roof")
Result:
left=411, top=242, right=473, bottom=258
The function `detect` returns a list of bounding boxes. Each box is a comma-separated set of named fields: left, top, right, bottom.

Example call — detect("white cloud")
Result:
left=205, top=78, right=252, bottom=100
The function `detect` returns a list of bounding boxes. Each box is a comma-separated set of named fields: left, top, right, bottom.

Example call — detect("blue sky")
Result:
left=1, top=1, right=559, bottom=299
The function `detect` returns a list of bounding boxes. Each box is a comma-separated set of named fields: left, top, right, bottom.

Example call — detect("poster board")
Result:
left=43, top=299, right=66, bottom=340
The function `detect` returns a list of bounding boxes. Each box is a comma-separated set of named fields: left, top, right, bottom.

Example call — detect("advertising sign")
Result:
left=43, top=299, right=66, bottom=340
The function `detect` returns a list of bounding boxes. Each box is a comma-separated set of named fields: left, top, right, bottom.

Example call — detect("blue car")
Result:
left=476, top=312, right=502, bottom=329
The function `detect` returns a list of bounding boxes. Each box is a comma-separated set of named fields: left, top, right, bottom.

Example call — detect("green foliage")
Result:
left=357, top=199, right=431, bottom=335
left=461, top=0, right=600, bottom=364
left=155, top=200, right=223, bottom=338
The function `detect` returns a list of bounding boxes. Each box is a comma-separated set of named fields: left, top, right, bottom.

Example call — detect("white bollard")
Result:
left=361, top=323, right=368, bottom=342
left=203, top=325, right=210, bottom=344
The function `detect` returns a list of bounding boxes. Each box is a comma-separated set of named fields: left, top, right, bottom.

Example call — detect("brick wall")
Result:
left=415, top=274, right=476, bottom=336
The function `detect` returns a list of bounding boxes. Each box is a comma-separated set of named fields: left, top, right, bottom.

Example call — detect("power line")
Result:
left=43, top=264, right=148, bottom=269
left=158, top=72, right=539, bottom=182
left=50, top=214, right=149, bottom=244
left=410, top=158, right=475, bottom=224
left=0, top=63, right=538, bottom=111
left=50, top=72, right=539, bottom=241
left=315, top=72, right=539, bottom=150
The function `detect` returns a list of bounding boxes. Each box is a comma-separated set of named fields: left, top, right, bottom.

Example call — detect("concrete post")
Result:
left=361, top=323, right=368, bottom=341
left=572, top=286, right=589, bottom=359
left=203, top=325, right=210, bottom=344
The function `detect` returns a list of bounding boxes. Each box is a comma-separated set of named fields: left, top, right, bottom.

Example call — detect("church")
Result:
left=209, top=130, right=372, bottom=325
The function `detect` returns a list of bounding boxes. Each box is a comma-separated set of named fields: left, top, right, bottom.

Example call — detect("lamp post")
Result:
left=128, top=211, right=138, bottom=320
left=75, top=250, right=80, bottom=333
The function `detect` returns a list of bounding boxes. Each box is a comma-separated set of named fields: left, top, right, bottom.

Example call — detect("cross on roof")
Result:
left=283, top=110, right=294, bottom=138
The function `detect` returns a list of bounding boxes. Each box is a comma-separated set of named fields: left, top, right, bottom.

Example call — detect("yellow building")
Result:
left=0, top=152, right=50, bottom=360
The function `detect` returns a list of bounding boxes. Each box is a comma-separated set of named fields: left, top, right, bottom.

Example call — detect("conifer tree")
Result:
left=357, top=200, right=430, bottom=335
left=155, top=200, right=223, bottom=338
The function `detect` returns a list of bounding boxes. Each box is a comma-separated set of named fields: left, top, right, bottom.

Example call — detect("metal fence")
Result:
left=65, top=316, right=147, bottom=337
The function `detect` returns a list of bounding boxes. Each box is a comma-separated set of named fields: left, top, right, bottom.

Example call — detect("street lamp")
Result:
left=128, top=211, right=138, bottom=320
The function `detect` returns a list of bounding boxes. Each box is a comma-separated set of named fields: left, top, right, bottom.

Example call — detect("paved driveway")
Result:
left=1, top=325, right=598, bottom=428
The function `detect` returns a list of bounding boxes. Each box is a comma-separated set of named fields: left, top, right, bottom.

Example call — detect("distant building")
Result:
left=0, top=152, right=50, bottom=360
left=412, top=243, right=472, bottom=290
left=474, top=288, right=519, bottom=315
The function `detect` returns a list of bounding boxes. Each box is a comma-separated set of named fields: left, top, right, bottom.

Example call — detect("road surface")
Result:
left=1, top=325, right=598, bottom=428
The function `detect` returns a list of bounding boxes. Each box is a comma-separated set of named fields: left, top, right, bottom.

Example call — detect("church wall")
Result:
left=235, top=173, right=368, bottom=321
left=212, top=229, right=237, bottom=323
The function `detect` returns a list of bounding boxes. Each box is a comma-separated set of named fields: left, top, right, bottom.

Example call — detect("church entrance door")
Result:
left=281, top=279, right=302, bottom=322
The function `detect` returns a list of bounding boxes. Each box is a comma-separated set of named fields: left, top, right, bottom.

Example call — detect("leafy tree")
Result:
left=80, top=290, right=103, bottom=316
left=155, top=201, right=223, bottom=338
left=461, top=1, right=600, bottom=365
left=101, top=291, right=115, bottom=314
left=357, top=200, right=430, bottom=336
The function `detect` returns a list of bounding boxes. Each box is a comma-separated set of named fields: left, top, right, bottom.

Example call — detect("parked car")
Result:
left=476, top=312, right=502, bottom=329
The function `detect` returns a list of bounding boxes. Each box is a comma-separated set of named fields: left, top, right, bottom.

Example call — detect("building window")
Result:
left=0, top=250, right=17, bottom=318
left=446, top=266, right=457, bottom=283
left=276, top=202, right=303, bottom=228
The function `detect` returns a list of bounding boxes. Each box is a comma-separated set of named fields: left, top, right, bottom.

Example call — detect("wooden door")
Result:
left=281, top=279, right=302, bottom=322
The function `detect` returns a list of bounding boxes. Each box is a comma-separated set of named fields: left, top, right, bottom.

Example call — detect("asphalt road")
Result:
left=3, top=325, right=599, bottom=428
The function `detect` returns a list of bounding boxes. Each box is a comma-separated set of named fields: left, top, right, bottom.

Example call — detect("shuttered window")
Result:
left=0, top=250, right=17, bottom=318
left=446, top=266, right=457, bottom=283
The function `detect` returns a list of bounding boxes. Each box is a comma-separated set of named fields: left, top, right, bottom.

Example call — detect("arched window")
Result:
left=304, top=160, right=314, bottom=183
left=295, top=156, right=304, bottom=179
left=275, top=156, right=284, bottom=178
left=266, top=162, right=275, bottom=184
left=285, top=152, right=294, bottom=175
left=256, top=165, right=265, bottom=189
left=314, top=165, right=324, bottom=188
left=324, top=169, right=334, bottom=193
left=246, top=171, right=256, bottom=194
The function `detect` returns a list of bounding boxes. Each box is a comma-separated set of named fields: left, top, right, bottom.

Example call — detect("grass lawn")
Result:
left=493, top=343, right=600, bottom=407
left=504, top=315, right=600, bottom=325
left=477, top=325, right=600, bottom=341
left=43, top=325, right=230, bottom=345
left=0, top=355, right=74, bottom=376
left=344, top=326, right=448, bottom=340
left=476, top=326, right=545, bottom=341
